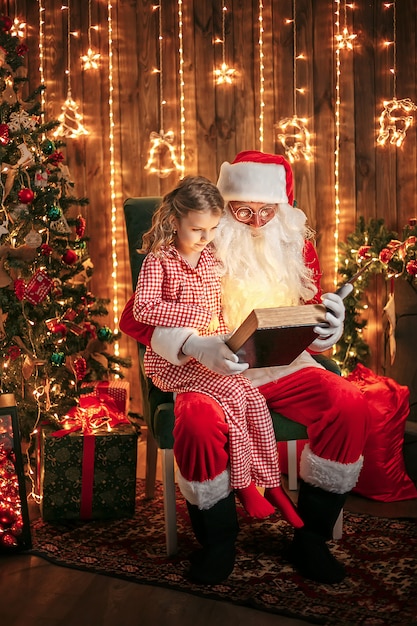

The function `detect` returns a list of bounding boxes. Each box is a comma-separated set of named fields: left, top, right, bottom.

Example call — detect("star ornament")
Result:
left=335, top=27, right=357, bottom=50
left=214, top=62, right=236, bottom=85
left=81, top=48, right=100, bottom=71
left=10, top=17, right=26, bottom=39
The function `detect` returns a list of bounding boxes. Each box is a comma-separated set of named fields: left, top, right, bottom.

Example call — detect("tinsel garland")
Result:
left=334, top=216, right=417, bottom=374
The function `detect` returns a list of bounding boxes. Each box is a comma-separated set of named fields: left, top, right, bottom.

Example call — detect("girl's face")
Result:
left=173, top=209, right=220, bottom=261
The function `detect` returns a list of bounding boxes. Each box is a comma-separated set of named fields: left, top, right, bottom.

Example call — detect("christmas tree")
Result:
left=0, top=16, right=130, bottom=439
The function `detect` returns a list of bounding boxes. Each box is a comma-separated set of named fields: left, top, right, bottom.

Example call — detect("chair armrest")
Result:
left=312, top=354, right=341, bottom=375
left=153, top=402, right=175, bottom=449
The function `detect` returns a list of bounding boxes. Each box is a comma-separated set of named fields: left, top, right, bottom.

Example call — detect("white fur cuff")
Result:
left=217, top=160, right=288, bottom=204
left=150, top=326, right=196, bottom=365
left=176, top=467, right=231, bottom=510
left=300, top=444, right=364, bottom=494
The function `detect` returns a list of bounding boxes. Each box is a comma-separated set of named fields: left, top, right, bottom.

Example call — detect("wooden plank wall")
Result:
left=1, top=0, right=417, bottom=412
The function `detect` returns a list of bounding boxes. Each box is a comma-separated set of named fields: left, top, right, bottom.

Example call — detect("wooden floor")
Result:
left=2, top=427, right=417, bottom=626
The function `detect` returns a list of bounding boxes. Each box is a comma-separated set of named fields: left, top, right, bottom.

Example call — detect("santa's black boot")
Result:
left=186, top=492, right=239, bottom=585
left=288, top=480, right=347, bottom=584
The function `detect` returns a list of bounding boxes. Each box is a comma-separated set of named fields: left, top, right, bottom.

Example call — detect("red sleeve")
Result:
left=303, top=240, right=323, bottom=303
left=119, top=294, right=154, bottom=347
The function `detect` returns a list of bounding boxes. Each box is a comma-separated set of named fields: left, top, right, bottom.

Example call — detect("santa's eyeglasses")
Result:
left=228, top=202, right=278, bottom=224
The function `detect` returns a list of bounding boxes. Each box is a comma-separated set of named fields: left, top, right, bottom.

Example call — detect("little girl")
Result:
left=133, top=175, right=302, bottom=525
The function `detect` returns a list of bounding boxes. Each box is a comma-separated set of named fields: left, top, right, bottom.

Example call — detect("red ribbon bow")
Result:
left=52, top=395, right=129, bottom=437
left=387, top=236, right=416, bottom=260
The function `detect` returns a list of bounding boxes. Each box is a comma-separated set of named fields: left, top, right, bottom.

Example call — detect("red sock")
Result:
left=235, top=482, right=275, bottom=519
left=264, top=486, right=304, bottom=528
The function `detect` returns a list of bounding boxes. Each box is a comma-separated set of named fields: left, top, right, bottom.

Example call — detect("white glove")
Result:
left=182, top=334, right=249, bottom=376
left=309, top=291, right=349, bottom=352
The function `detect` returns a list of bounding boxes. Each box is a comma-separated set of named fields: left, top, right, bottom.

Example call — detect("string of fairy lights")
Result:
left=37, top=0, right=46, bottom=123
left=52, top=1, right=88, bottom=139
left=144, top=3, right=183, bottom=178
left=376, top=0, right=417, bottom=147
left=333, top=1, right=342, bottom=289
left=214, top=1, right=236, bottom=85
left=81, top=0, right=100, bottom=70
left=258, top=0, right=265, bottom=151
left=177, top=0, right=186, bottom=176
left=107, top=0, right=120, bottom=355
left=332, top=1, right=359, bottom=287
left=275, top=1, right=312, bottom=164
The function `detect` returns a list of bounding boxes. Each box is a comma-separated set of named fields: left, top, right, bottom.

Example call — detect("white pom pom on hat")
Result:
left=216, top=150, right=294, bottom=206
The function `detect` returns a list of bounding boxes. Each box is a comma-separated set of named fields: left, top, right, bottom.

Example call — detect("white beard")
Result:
left=214, top=204, right=317, bottom=329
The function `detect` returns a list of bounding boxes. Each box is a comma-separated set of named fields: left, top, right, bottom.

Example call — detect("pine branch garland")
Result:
left=335, top=217, right=417, bottom=374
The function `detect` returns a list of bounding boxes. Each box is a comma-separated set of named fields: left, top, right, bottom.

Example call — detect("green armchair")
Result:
left=123, top=196, right=342, bottom=556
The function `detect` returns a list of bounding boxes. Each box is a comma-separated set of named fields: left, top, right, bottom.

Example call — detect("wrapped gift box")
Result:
left=81, top=380, right=130, bottom=414
left=38, top=397, right=137, bottom=521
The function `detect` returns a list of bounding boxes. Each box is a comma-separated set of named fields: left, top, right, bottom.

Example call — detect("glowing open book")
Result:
left=226, top=304, right=327, bottom=368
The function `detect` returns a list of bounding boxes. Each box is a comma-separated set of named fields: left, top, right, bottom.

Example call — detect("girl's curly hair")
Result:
left=139, top=175, right=224, bottom=255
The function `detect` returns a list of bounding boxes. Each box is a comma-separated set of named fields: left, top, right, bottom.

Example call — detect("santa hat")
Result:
left=217, top=150, right=294, bottom=206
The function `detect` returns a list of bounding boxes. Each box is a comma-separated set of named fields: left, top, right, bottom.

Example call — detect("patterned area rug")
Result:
left=30, top=480, right=417, bottom=626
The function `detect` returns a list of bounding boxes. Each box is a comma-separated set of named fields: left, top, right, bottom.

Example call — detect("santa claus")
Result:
left=121, top=150, right=369, bottom=586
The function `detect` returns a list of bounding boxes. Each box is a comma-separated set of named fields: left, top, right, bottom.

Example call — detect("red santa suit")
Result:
left=121, top=151, right=370, bottom=585
left=144, top=153, right=368, bottom=511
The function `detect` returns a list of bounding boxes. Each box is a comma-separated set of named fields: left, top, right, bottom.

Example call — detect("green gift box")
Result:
left=39, top=419, right=138, bottom=521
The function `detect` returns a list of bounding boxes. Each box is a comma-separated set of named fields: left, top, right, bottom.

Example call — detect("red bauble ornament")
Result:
left=0, top=504, right=15, bottom=525
left=406, top=260, right=417, bottom=276
left=48, top=151, right=64, bottom=166
left=52, top=322, right=67, bottom=337
left=1, top=533, right=18, bottom=548
left=14, top=279, right=26, bottom=301
left=40, top=243, right=53, bottom=256
left=7, top=346, right=21, bottom=360
left=74, top=356, right=87, bottom=381
left=0, top=123, right=9, bottom=145
left=62, top=249, right=78, bottom=265
left=0, top=16, right=13, bottom=31
left=10, top=519, right=23, bottom=536
left=357, top=245, right=372, bottom=260
left=16, top=43, right=28, bottom=57
left=75, top=215, right=86, bottom=237
left=17, top=188, right=35, bottom=204
left=379, top=248, right=393, bottom=264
